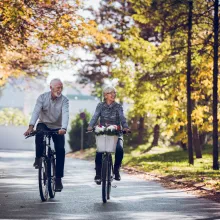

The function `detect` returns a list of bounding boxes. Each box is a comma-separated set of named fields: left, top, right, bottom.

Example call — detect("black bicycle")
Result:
left=101, top=151, right=114, bottom=203
left=26, top=130, right=57, bottom=202
left=87, top=130, right=130, bottom=203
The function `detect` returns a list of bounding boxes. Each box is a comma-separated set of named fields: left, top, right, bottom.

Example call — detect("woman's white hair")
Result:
left=50, top=78, right=63, bottom=88
left=103, top=86, right=116, bottom=95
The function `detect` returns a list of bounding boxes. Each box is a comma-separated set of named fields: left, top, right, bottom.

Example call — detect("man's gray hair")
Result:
left=103, top=86, right=116, bottom=95
left=50, top=78, right=63, bottom=87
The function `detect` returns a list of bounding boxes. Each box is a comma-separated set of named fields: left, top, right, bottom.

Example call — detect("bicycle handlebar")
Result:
left=25, top=130, right=58, bottom=139
left=86, top=129, right=131, bottom=135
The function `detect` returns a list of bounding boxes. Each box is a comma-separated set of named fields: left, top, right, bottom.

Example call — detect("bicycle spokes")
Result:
left=39, top=158, right=48, bottom=201
left=48, top=158, right=56, bottom=198
left=101, top=153, right=113, bottom=203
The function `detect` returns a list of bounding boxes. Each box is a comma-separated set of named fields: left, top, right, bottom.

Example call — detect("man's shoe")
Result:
left=94, top=166, right=101, bottom=185
left=33, top=158, right=40, bottom=169
left=55, top=178, right=63, bottom=192
left=114, top=165, right=121, bottom=181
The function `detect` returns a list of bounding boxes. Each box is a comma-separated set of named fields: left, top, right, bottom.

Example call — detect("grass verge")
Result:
left=123, top=144, right=220, bottom=191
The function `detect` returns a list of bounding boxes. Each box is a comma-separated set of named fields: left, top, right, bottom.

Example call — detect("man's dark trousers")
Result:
left=35, top=123, right=65, bottom=178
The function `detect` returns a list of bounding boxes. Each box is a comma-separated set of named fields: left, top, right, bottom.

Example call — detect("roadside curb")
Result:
left=122, top=166, right=220, bottom=196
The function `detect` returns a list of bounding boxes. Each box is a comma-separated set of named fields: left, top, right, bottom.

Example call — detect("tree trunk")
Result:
left=151, top=124, right=160, bottom=146
left=179, top=141, right=187, bottom=151
left=131, top=117, right=138, bottom=130
left=138, top=117, right=144, bottom=144
left=192, top=126, right=202, bottom=158
left=186, top=0, right=194, bottom=165
left=199, top=132, right=210, bottom=150
left=213, top=0, right=219, bottom=170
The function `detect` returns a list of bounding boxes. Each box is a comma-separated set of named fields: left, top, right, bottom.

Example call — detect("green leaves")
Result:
left=0, top=0, right=115, bottom=86
left=0, top=108, right=29, bottom=126
left=110, top=0, right=216, bottom=145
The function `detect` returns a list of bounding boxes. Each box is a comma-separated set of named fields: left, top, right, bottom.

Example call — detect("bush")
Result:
left=0, top=108, right=29, bottom=126
left=68, top=110, right=96, bottom=152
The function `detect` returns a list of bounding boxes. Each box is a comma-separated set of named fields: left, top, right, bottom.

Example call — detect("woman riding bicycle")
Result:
left=87, top=86, right=130, bottom=184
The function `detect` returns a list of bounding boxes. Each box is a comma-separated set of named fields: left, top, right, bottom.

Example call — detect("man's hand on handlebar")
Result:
left=58, top=129, right=66, bottom=135
left=24, top=125, right=34, bottom=136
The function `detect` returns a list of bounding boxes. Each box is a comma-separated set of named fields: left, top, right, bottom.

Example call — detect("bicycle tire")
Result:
left=107, top=155, right=112, bottom=200
left=102, top=154, right=108, bottom=203
left=39, top=157, right=48, bottom=202
left=48, top=156, right=56, bottom=198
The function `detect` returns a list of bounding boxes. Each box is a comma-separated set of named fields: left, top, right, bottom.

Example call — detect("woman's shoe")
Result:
left=114, top=165, right=121, bottom=181
left=94, top=166, right=101, bottom=185
left=94, top=175, right=101, bottom=185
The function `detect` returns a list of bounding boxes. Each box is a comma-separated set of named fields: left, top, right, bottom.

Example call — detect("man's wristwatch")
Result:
left=61, top=128, right=66, bottom=131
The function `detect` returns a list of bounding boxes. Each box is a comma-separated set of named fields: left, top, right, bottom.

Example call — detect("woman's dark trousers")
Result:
left=95, top=138, right=123, bottom=173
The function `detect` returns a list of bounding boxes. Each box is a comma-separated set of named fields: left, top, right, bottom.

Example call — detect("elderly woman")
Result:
left=87, top=86, right=130, bottom=184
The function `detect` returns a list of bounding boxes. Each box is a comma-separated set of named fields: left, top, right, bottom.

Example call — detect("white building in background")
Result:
left=64, top=86, right=99, bottom=119
left=0, top=84, right=24, bottom=110
left=0, top=81, right=99, bottom=120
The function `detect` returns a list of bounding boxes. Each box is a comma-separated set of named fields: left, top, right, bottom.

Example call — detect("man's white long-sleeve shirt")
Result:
left=29, top=92, right=69, bottom=129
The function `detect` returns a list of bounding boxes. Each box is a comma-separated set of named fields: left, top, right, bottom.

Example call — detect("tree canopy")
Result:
left=0, top=0, right=115, bottom=86
left=76, top=0, right=218, bottom=153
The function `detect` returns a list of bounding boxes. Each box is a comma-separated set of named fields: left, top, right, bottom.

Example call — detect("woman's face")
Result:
left=104, top=91, right=117, bottom=103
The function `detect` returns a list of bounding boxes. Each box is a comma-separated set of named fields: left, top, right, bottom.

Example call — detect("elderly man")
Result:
left=24, top=78, right=69, bottom=192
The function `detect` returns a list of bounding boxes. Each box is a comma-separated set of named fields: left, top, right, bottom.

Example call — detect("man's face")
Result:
left=50, top=82, right=63, bottom=98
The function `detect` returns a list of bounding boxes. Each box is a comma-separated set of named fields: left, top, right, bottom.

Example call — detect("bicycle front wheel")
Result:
left=102, top=154, right=108, bottom=203
left=39, top=157, right=48, bottom=202
left=107, top=155, right=112, bottom=200
left=48, top=156, right=56, bottom=198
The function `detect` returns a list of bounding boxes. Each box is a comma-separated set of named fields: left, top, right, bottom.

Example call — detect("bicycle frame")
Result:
left=86, top=128, right=131, bottom=203
left=102, top=152, right=114, bottom=182
left=101, top=152, right=114, bottom=203
left=43, top=134, right=56, bottom=160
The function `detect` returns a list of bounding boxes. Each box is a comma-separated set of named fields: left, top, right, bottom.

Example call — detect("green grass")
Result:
left=123, top=145, right=220, bottom=190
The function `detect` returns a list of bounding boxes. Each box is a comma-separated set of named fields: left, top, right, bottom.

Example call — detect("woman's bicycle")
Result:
left=87, top=129, right=130, bottom=203
left=101, top=150, right=114, bottom=203
left=26, top=130, right=58, bottom=202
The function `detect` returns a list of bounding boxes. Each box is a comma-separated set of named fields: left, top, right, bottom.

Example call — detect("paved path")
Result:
left=0, top=126, right=220, bottom=219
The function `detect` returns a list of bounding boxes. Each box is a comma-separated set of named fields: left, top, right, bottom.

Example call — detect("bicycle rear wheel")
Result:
left=39, top=157, right=48, bottom=202
left=102, top=154, right=108, bottom=203
left=48, top=156, right=56, bottom=198
left=107, top=155, right=112, bottom=200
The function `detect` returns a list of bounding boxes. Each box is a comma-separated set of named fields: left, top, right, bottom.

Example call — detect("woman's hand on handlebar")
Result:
left=123, top=128, right=131, bottom=133
left=87, top=126, right=93, bottom=131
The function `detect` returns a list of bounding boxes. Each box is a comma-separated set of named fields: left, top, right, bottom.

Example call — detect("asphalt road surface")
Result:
left=0, top=126, right=220, bottom=220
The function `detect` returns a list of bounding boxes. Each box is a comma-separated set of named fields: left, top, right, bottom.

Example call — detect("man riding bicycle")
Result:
left=24, top=78, right=69, bottom=192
